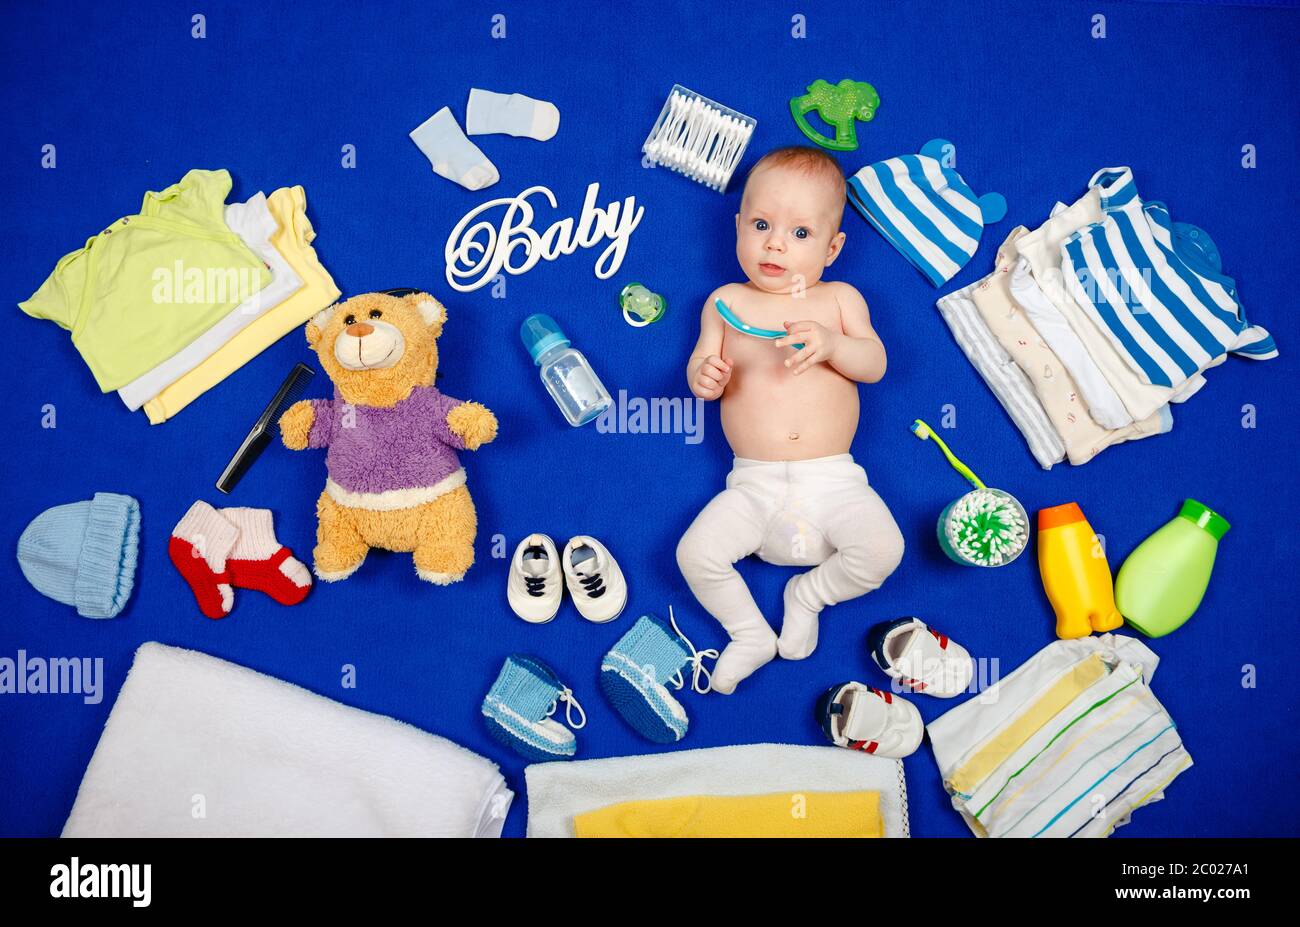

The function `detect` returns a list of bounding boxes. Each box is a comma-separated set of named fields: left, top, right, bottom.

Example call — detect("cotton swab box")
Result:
left=910, top=419, right=1029, bottom=568
left=642, top=85, right=756, bottom=193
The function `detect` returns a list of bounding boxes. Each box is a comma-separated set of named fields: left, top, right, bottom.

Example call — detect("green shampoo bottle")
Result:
left=1115, top=499, right=1229, bottom=638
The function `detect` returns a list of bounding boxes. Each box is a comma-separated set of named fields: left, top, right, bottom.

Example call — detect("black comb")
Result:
left=216, top=363, right=315, bottom=493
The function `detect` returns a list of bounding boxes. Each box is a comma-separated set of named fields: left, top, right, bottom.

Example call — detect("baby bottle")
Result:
left=520, top=313, right=612, bottom=427
left=1037, top=502, right=1122, bottom=639
left=1115, top=499, right=1229, bottom=638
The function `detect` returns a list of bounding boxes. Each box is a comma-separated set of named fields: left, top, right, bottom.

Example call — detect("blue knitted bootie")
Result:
left=600, top=610, right=716, bottom=744
left=481, top=654, right=586, bottom=762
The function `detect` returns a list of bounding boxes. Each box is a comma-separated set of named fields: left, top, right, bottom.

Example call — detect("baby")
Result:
left=677, top=146, right=904, bottom=695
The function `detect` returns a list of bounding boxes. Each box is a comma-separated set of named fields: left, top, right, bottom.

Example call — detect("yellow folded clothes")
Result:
left=142, top=185, right=340, bottom=424
left=573, top=790, right=882, bottom=838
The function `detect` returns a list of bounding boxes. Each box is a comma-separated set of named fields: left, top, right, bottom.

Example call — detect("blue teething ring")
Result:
left=715, top=298, right=804, bottom=350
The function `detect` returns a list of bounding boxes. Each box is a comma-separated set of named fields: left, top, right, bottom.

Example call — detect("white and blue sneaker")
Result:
left=816, top=681, right=924, bottom=759
left=867, top=617, right=974, bottom=698
left=563, top=535, right=627, bottom=623
left=481, top=654, right=586, bottom=761
left=600, top=608, right=717, bottom=744
left=506, top=534, right=563, bottom=624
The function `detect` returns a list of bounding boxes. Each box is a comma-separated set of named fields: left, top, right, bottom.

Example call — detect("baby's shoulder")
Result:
left=709, top=281, right=748, bottom=303
left=818, top=279, right=865, bottom=300
left=818, top=280, right=869, bottom=312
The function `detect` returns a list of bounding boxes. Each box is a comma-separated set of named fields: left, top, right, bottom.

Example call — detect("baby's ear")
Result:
left=407, top=292, right=446, bottom=336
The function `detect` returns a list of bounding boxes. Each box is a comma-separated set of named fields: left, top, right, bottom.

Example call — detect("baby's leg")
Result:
left=778, top=483, right=904, bottom=660
left=676, top=487, right=776, bottom=695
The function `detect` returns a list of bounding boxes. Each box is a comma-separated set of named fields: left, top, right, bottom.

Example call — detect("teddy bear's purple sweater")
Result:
left=307, top=385, right=468, bottom=495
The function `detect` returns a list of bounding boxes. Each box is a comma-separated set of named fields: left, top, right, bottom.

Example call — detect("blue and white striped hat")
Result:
left=848, top=139, right=1006, bottom=287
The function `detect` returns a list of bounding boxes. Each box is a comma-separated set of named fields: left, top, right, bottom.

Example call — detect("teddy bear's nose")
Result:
left=346, top=322, right=374, bottom=338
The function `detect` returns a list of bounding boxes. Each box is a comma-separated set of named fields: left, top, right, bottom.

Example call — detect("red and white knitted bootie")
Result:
left=168, top=501, right=239, bottom=619
left=221, top=507, right=312, bottom=606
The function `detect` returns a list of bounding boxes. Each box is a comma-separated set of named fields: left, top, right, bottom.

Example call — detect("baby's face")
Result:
left=735, top=165, right=846, bottom=294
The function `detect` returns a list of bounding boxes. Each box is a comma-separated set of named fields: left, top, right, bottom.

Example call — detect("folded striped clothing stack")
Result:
left=934, top=168, right=1276, bottom=468
left=20, top=169, right=340, bottom=424
left=928, top=634, right=1191, bottom=838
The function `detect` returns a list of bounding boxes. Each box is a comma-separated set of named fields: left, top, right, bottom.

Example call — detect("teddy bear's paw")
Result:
left=414, top=541, right=474, bottom=584
left=446, top=402, right=499, bottom=451
left=313, top=546, right=368, bottom=582
left=314, top=561, right=365, bottom=583
left=280, top=400, right=316, bottom=450
left=416, top=567, right=467, bottom=586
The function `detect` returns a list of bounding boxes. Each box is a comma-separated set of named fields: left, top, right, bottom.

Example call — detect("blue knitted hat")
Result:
left=17, top=492, right=140, bottom=619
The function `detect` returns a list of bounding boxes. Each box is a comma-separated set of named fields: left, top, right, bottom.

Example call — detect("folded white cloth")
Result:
left=62, top=643, right=512, bottom=837
left=927, top=634, right=1191, bottom=838
left=525, top=742, right=910, bottom=837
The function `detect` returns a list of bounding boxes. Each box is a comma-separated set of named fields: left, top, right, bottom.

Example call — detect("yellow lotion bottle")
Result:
left=1037, top=502, right=1122, bottom=639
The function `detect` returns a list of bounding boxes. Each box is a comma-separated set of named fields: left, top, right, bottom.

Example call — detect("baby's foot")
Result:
left=711, top=630, right=778, bottom=695
left=778, top=576, right=822, bottom=660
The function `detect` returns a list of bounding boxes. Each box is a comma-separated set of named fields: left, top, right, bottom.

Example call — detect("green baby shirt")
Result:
left=19, top=169, right=271, bottom=391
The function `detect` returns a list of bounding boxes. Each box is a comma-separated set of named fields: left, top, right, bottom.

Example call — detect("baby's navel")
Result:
left=788, top=432, right=800, bottom=442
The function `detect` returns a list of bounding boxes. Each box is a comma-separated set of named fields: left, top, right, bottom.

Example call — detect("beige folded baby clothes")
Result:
left=971, top=230, right=1170, bottom=465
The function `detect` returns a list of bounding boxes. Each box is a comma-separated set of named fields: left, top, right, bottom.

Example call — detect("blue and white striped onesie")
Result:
left=1060, top=167, right=1276, bottom=389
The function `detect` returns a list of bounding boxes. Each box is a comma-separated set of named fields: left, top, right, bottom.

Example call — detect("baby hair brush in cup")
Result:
left=910, top=419, right=1029, bottom=567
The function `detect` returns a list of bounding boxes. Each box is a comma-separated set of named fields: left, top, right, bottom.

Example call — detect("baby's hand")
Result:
left=776, top=321, right=839, bottom=376
left=693, top=354, right=733, bottom=400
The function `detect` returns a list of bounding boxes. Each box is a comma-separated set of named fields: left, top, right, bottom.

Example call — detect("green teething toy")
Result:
left=715, top=298, right=803, bottom=350
left=789, top=79, right=880, bottom=152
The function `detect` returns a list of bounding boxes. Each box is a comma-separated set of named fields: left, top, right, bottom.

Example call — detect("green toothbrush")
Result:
left=910, top=419, right=986, bottom=489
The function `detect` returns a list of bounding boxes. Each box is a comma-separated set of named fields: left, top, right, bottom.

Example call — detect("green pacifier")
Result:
left=620, top=283, right=666, bottom=328
left=789, top=78, right=880, bottom=152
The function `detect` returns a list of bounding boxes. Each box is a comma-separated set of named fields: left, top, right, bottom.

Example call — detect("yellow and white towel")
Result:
left=574, top=791, right=882, bottom=838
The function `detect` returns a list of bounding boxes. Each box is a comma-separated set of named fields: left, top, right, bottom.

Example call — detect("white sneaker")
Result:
left=507, top=534, right=563, bottom=623
left=867, top=617, right=974, bottom=698
left=562, top=535, right=627, bottom=623
left=817, top=681, right=925, bottom=759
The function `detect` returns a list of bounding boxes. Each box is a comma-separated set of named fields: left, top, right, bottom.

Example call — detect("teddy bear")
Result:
left=279, top=288, right=498, bottom=584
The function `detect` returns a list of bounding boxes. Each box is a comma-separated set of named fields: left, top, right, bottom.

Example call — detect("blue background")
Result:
left=1, top=0, right=1297, bottom=838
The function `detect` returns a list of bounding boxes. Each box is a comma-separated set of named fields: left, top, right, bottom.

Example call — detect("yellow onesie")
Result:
left=20, top=169, right=270, bottom=391
left=143, top=185, right=340, bottom=424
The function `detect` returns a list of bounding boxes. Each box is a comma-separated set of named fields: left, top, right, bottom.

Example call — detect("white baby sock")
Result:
left=409, top=107, right=499, bottom=191
left=711, top=623, right=777, bottom=695
left=777, top=575, right=822, bottom=660
left=465, top=89, right=560, bottom=141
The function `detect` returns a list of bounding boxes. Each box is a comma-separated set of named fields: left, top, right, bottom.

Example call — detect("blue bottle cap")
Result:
left=520, top=313, right=571, bottom=365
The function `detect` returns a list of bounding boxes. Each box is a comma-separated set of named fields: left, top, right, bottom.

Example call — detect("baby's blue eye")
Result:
left=793, top=227, right=809, bottom=240
left=754, top=219, right=769, bottom=232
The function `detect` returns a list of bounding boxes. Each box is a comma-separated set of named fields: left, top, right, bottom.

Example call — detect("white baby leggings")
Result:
left=676, top=455, right=904, bottom=694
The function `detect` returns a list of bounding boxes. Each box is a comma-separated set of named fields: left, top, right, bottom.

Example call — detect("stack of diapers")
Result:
left=525, top=742, right=910, bottom=838
left=62, top=643, right=513, bottom=837
left=931, top=166, right=1275, bottom=469
left=927, top=635, right=1192, bottom=838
